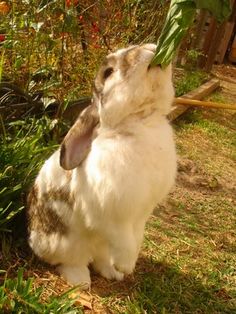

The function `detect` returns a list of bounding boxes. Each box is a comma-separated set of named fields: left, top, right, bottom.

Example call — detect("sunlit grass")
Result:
left=0, top=117, right=58, bottom=233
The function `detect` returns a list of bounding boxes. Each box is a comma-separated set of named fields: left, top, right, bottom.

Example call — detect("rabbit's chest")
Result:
left=74, top=124, right=176, bottom=225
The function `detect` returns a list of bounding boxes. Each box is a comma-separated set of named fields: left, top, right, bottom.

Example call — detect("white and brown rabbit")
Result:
left=27, top=44, right=177, bottom=288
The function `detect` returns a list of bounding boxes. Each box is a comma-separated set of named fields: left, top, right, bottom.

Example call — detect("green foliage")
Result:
left=0, top=1, right=168, bottom=101
left=185, top=49, right=203, bottom=69
left=151, top=0, right=196, bottom=67
left=175, top=70, right=208, bottom=96
left=0, top=117, right=58, bottom=233
left=195, top=0, right=232, bottom=22
left=151, top=0, right=232, bottom=67
left=0, top=50, right=4, bottom=82
left=0, top=268, right=81, bottom=313
left=207, top=91, right=226, bottom=104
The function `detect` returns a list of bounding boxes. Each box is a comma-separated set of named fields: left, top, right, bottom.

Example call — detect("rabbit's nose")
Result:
left=147, top=63, right=161, bottom=70
left=142, top=43, right=156, bottom=53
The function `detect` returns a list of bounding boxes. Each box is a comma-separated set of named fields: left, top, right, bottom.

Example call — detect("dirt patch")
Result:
left=212, top=64, right=236, bottom=82
left=211, top=64, right=236, bottom=104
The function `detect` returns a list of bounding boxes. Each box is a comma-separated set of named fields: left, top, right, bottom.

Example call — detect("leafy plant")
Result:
left=175, top=70, right=208, bottom=96
left=1, top=1, right=167, bottom=102
left=0, top=117, right=58, bottom=233
left=0, top=268, right=81, bottom=313
left=151, top=0, right=232, bottom=67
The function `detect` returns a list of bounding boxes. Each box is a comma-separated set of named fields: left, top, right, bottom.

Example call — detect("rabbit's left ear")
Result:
left=60, top=105, right=99, bottom=170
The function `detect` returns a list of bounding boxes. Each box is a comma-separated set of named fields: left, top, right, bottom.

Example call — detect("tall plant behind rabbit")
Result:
left=27, top=44, right=177, bottom=288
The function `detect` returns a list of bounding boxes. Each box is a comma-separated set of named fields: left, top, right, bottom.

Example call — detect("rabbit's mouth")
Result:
left=147, top=63, right=161, bottom=70
left=140, top=44, right=162, bottom=69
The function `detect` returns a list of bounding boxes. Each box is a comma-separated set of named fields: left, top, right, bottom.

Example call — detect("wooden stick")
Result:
left=175, top=97, right=236, bottom=110
left=168, top=78, right=220, bottom=121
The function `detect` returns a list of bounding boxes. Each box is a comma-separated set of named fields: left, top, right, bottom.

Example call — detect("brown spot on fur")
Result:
left=45, top=188, right=74, bottom=208
left=119, top=130, right=134, bottom=137
left=94, top=55, right=117, bottom=92
left=120, top=46, right=139, bottom=76
left=27, top=185, right=69, bottom=235
left=94, top=46, right=140, bottom=94
left=102, top=55, right=117, bottom=69
left=27, top=184, right=38, bottom=208
left=60, top=143, right=66, bottom=168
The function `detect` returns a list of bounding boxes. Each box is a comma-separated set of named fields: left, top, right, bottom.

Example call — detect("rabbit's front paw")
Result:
left=95, top=263, right=124, bottom=281
left=57, top=264, right=91, bottom=289
left=113, top=256, right=136, bottom=275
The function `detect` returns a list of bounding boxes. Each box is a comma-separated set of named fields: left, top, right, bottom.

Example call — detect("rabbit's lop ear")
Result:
left=60, top=105, right=99, bottom=170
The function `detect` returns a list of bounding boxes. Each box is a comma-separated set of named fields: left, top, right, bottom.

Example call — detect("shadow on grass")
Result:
left=1, top=241, right=235, bottom=313
left=92, top=257, right=235, bottom=314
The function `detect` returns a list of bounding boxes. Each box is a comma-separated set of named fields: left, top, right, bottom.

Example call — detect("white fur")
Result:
left=28, top=44, right=177, bottom=288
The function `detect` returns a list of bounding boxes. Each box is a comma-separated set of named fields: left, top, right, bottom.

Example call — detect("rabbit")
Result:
left=27, top=43, right=177, bottom=289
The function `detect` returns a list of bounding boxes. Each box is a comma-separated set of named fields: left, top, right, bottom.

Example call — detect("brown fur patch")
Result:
left=120, top=46, right=140, bottom=76
left=45, top=188, right=74, bottom=208
left=119, top=130, right=134, bottom=137
left=60, top=144, right=66, bottom=168
left=94, top=55, right=117, bottom=93
left=94, top=47, right=140, bottom=96
left=27, top=185, right=70, bottom=235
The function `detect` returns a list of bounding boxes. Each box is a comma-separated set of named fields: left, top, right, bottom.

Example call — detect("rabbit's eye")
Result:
left=103, top=67, right=113, bottom=80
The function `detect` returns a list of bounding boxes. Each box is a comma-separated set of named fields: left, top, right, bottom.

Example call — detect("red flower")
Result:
left=0, top=34, right=5, bottom=42
left=92, top=22, right=99, bottom=33
left=60, top=32, right=68, bottom=39
left=93, top=43, right=101, bottom=49
left=65, top=0, right=78, bottom=7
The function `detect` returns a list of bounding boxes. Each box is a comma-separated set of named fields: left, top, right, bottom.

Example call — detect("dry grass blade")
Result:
left=70, top=291, right=93, bottom=310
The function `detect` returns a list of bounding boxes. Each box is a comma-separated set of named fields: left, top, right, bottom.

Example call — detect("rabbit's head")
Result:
left=60, top=44, right=174, bottom=170
left=93, top=43, right=174, bottom=127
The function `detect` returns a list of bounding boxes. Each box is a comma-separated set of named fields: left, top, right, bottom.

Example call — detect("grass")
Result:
left=207, top=91, right=227, bottom=104
left=0, top=117, right=58, bottom=234
left=0, top=268, right=81, bottom=313
left=175, top=70, right=209, bottom=97
left=1, top=88, right=235, bottom=312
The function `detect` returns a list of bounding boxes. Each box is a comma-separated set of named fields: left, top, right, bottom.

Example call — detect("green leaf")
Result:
left=195, top=0, right=232, bottom=23
left=151, top=0, right=232, bottom=67
left=151, top=1, right=196, bottom=67
left=0, top=50, right=4, bottom=82
left=17, top=267, right=24, bottom=290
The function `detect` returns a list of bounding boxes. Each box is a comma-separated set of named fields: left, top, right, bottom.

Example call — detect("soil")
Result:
left=212, top=64, right=236, bottom=103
